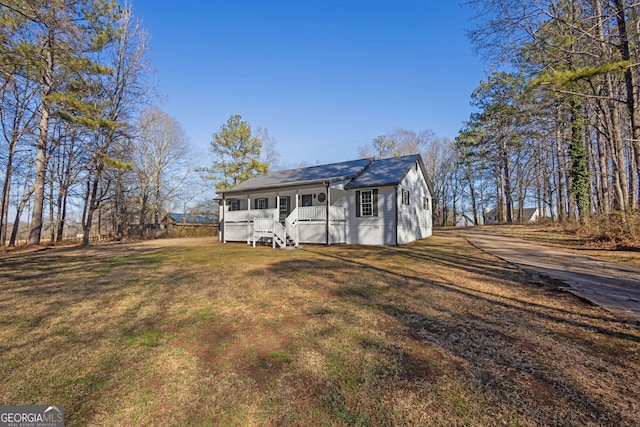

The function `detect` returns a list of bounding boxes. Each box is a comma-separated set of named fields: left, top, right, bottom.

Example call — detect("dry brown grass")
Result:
left=1, top=234, right=639, bottom=426
left=482, top=223, right=640, bottom=269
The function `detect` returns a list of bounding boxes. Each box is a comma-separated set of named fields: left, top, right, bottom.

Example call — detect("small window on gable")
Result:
left=255, top=198, right=268, bottom=209
left=423, top=197, right=430, bottom=210
left=402, top=189, right=410, bottom=205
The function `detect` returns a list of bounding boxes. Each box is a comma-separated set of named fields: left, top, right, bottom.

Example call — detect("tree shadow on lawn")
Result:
left=0, top=243, right=184, bottom=424
left=306, top=244, right=637, bottom=329
left=283, top=242, right=640, bottom=425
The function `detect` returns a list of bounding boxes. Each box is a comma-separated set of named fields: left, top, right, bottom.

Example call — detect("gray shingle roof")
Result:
left=345, top=154, right=422, bottom=189
left=222, top=158, right=373, bottom=194
left=221, top=154, right=429, bottom=195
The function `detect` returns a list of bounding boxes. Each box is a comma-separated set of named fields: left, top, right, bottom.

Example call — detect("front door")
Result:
left=279, top=196, right=290, bottom=221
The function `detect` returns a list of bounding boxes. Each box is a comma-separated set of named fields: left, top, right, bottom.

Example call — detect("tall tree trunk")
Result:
left=595, top=0, right=627, bottom=211
left=28, top=32, right=54, bottom=246
left=82, top=172, right=101, bottom=247
left=9, top=184, right=35, bottom=247
left=29, top=110, right=49, bottom=245
left=139, top=192, right=149, bottom=233
left=502, top=143, right=513, bottom=224
left=613, top=0, right=640, bottom=209
left=48, top=161, right=56, bottom=244
left=465, top=162, right=479, bottom=225
left=630, top=144, right=639, bottom=209
left=555, top=129, right=567, bottom=222
left=0, top=138, right=16, bottom=247
left=595, top=131, right=611, bottom=214
left=56, top=190, right=68, bottom=243
left=569, top=97, right=590, bottom=221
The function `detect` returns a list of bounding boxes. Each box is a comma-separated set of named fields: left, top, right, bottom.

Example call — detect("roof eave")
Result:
left=344, top=181, right=400, bottom=190
left=220, top=176, right=355, bottom=196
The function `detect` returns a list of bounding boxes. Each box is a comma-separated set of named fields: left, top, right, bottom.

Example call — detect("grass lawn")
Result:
left=1, top=232, right=639, bottom=426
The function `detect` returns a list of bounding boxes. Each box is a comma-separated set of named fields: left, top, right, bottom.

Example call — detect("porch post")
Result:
left=395, top=185, right=399, bottom=246
left=247, top=195, right=251, bottom=244
left=222, top=196, right=226, bottom=243
left=326, top=182, right=331, bottom=246
left=274, top=195, right=280, bottom=248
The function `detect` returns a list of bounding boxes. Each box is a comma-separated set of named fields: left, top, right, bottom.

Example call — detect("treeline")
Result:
left=451, top=0, right=640, bottom=228
left=0, top=1, right=194, bottom=247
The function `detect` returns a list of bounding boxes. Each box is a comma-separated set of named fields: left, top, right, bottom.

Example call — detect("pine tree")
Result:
left=0, top=0, right=122, bottom=245
left=203, top=115, right=269, bottom=192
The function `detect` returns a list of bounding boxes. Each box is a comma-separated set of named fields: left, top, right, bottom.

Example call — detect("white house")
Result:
left=484, top=206, right=540, bottom=224
left=218, top=154, right=433, bottom=247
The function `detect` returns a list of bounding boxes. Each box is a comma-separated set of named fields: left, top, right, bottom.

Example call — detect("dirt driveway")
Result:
left=447, top=230, right=640, bottom=321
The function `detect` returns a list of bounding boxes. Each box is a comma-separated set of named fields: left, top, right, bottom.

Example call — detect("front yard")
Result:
left=1, top=233, right=638, bottom=426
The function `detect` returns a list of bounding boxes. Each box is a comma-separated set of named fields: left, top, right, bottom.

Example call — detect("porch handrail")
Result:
left=297, top=206, right=326, bottom=221
left=287, top=207, right=299, bottom=224
left=285, top=218, right=298, bottom=247
left=273, top=221, right=286, bottom=248
left=226, top=208, right=278, bottom=223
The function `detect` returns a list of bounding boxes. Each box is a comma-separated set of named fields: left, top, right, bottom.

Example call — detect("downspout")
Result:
left=395, top=185, right=399, bottom=245
left=325, top=182, right=330, bottom=246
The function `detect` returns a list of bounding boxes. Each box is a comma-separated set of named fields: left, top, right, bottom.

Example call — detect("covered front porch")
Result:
left=220, top=190, right=348, bottom=247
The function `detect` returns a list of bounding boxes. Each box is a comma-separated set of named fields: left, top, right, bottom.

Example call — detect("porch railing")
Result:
left=285, top=218, right=298, bottom=246
left=225, top=208, right=278, bottom=222
left=225, top=206, right=345, bottom=223
left=253, top=218, right=289, bottom=248
left=226, top=205, right=346, bottom=248
left=294, top=206, right=346, bottom=221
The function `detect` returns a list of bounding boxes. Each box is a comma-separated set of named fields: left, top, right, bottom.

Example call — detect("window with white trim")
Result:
left=256, top=198, right=268, bottom=209
left=360, top=190, right=373, bottom=216
left=402, top=189, right=410, bottom=205
left=356, top=189, right=378, bottom=217
left=228, top=200, right=240, bottom=211
left=423, top=197, right=430, bottom=210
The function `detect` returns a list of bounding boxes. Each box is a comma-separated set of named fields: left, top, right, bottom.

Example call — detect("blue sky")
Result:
left=131, top=0, right=486, bottom=167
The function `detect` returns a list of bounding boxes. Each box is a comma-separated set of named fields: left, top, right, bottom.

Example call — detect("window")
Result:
left=361, top=191, right=373, bottom=216
left=279, top=197, right=289, bottom=215
left=255, top=198, right=268, bottom=209
left=302, top=194, right=313, bottom=207
left=356, top=189, right=377, bottom=217
left=228, top=200, right=240, bottom=211
left=423, top=197, right=430, bottom=210
left=402, top=189, right=410, bottom=205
